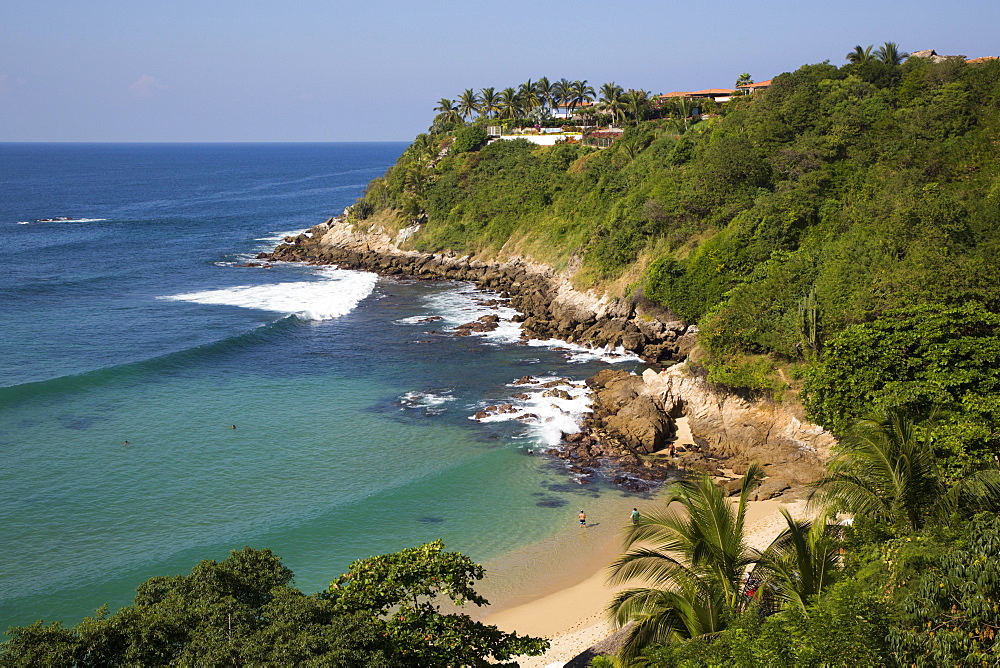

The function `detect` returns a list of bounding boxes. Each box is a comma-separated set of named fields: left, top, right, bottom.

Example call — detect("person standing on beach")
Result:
left=579, top=510, right=586, bottom=527
left=630, top=508, right=640, bottom=524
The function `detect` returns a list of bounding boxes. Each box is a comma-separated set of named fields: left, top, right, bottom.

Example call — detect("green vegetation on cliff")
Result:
left=355, top=52, right=1000, bottom=474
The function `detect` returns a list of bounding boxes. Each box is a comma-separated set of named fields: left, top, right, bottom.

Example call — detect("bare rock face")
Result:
left=586, top=369, right=644, bottom=412
left=268, top=215, right=835, bottom=491
left=642, top=367, right=835, bottom=487
left=603, top=394, right=675, bottom=454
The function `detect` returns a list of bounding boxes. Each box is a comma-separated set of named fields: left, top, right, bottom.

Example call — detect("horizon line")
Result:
left=0, top=139, right=414, bottom=145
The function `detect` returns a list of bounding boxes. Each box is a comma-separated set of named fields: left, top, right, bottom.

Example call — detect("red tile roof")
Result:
left=692, top=88, right=734, bottom=95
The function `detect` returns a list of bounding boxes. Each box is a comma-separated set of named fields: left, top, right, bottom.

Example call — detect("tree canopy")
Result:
left=1, top=543, right=547, bottom=667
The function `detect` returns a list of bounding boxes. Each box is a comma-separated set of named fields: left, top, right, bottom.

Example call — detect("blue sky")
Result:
left=1, top=0, right=996, bottom=142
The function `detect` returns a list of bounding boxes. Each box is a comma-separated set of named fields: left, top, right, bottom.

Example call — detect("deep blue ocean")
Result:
left=0, top=143, right=645, bottom=631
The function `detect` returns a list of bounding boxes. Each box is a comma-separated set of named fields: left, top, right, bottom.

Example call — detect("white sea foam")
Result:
left=470, top=375, right=592, bottom=447
left=399, top=282, right=643, bottom=363
left=397, top=284, right=522, bottom=343
left=399, top=390, right=456, bottom=416
left=160, top=267, right=377, bottom=320
left=526, top=338, right=643, bottom=364
left=218, top=228, right=310, bottom=262
left=31, top=217, right=107, bottom=223
left=254, top=229, right=309, bottom=245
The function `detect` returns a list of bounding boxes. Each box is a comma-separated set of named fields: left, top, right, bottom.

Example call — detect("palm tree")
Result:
left=403, top=161, right=431, bottom=197
left=598, top=82, right=625, bottom=125
left=810, top=409, right=1000, bottom=532
left=518, top=79, right=541, bottom=113
left=623, top=89, right=649, bottom=125
left=536, top=76, right=556, bottom=112
left=433, top=98, right=461, bottom=125
left=674, top=96, right=696, bottom=131
left=498, top=87, right=522, bottom=120
left=434, top=98, right=454, bottom=114
left=845, top=44, right=874, bottom=64
left=617, top=138, right=645, bottom=163
left=569, top=79, right=595, bottom=116
left=754, top=508, right=842, bottom=613
left=478, top=87, right=500, bottom=119
left=876, top=41, right=908, bottom=65
left=407, top=133, right=438, bottom=164
left=609, top=574, right=730, bottom=658
left=607, top=464, right=765, bottom=659
left=456, top=88, right=480, bottom=120
left=553, top=78, right=573, bottom=116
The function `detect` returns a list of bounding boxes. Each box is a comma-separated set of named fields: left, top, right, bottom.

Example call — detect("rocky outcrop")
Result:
left=264, top=217, right=690, bottom=364
left=543, top=370, right=676, bottom=490
left=585, top=369, right=675, bottom=455
left=642, top=365, right=835, bottom=495
left=561, top=366, right=834, bottom=496
left=604, top=394, right=675, bottom=454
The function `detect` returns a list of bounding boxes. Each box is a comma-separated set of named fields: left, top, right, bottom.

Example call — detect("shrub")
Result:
left=451, top=125, right=489, bottom=153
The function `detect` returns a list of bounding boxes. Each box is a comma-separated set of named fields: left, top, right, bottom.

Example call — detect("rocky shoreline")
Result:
left=263, top=217, right=694, bottom=366
left=263, top=216, right=835, bottom=498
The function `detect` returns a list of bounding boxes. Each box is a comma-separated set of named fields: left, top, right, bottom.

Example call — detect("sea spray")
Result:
left=398, top=390, right=457, bottom=416
left=160, top=266, right=378, bottom=321
left=396, top=282, right=645, bottom=362
left=470, top=376, right=593, bottom=449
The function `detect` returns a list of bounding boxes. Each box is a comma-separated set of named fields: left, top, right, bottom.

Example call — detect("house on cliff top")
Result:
left=735, top=79, right=772, bottom=94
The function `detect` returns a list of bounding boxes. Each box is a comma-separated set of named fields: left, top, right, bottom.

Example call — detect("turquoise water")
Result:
left=0, top=143, right=646, bottom=631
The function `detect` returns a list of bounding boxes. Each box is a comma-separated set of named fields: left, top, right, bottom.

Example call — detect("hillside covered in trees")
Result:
left=352, top=52, right=1000, bottom=479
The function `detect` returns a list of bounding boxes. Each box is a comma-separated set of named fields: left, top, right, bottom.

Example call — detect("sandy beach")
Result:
left=482, top=495, right=808, bottom=666
left=476, top=418, right=812, bottom=666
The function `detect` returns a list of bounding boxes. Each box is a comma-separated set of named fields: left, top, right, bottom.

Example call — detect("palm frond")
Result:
left=607, top=465, right=765, bottom=658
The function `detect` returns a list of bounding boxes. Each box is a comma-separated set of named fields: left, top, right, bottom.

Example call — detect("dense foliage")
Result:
left=804, top=302, right=1000, bottom=473
left=608, top=411, right=1000, bottom=665
left=606, top=465, right=768, bottom=659
left=327, top=541, right=547, bottom=665
left=636, top=514, right=1000, bottom=667
left=0, top=542, right=546, bottom=667
left=356, top=50, right=1000, bottom=470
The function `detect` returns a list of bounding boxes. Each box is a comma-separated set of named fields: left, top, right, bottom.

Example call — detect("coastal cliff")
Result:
left=268, top=216, right=694, bottom=364
left=265, top=216, right=833, bottom=495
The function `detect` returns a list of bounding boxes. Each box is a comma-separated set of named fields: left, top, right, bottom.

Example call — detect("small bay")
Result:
left=0, top=143, right=646, bottom=630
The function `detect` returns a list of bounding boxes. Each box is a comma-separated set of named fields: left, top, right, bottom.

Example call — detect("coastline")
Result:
left=264, top=218, right=835, bottom=661
left=466, top=418, right=810, bottom=666
left=478, top=492, right=811, bottom=667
